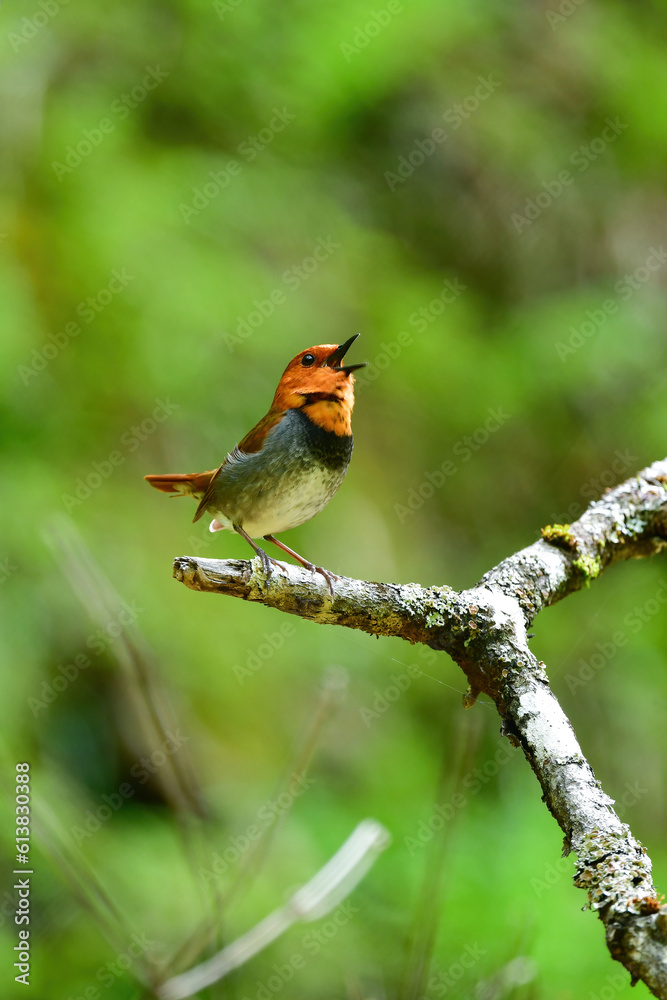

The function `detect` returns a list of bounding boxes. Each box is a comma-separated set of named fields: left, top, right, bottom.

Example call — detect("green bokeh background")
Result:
left=1, top=1, right=666, bottom=998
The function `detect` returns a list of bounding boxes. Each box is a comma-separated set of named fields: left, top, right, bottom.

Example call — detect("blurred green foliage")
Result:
left=1, top=0, right=666, bottom=997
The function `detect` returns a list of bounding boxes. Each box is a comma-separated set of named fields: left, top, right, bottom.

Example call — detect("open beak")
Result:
left=325, top=333, right=368, bottom=374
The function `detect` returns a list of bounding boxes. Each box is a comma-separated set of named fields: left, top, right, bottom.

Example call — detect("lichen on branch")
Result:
left=172, top=458, right=667, bottom=997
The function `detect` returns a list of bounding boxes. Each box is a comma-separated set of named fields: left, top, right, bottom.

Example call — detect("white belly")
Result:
left=209, top=463, right=343, bottom=538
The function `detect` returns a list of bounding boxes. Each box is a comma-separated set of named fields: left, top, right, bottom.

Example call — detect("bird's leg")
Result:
left=263, top=534, right=338, bottom=598
left=233, top=525, right=284, bottom=584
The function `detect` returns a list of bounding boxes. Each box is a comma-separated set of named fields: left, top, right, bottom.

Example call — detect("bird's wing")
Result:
left=192, top=410, right=286, bottom=523
left=237, top=409, right=286, bottom=453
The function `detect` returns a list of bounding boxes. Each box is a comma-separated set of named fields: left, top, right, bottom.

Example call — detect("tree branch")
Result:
left=173, top=459, right=667, bottom=996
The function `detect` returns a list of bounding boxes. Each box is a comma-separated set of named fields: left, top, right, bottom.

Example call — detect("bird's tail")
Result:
left=144, top=470, right=215, bottom=499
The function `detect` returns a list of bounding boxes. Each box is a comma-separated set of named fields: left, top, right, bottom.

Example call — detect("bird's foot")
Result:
left=303, top=562, right=338, bottom=599
left=255, top=548, right=286, bottom=587
left=261, top=535, right=337, bottom=599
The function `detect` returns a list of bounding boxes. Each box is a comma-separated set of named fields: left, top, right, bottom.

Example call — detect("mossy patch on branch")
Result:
left=572, top=553, right=603, bottom=585
left=541, top=523, right=577, bottom=550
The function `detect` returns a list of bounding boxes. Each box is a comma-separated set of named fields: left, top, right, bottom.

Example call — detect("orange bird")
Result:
left=145, top=335, right=366, bottom=593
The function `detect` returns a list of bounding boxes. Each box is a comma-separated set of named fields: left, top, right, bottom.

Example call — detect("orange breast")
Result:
left=303, top=398, right=353, bottom=436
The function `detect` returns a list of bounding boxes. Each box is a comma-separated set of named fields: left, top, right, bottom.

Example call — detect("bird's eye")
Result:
left=301, top=353, right=316, bottom=367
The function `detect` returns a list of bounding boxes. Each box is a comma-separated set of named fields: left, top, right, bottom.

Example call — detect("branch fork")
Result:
left=173, top=460, right=667, bottom=996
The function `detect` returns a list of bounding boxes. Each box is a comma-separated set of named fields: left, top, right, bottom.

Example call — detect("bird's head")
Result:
left=272, top=335, right=367, bottom=433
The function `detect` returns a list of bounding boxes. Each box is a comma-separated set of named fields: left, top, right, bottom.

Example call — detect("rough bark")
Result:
left=173, top=459, right=667, bottom=996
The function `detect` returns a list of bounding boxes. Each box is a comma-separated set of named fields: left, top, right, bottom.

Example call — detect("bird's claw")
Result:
left=256, top=548, right=286, bottom=587
left=255, top=545, right=336, bottom=599
left=304, top=562, right=338, bottom=600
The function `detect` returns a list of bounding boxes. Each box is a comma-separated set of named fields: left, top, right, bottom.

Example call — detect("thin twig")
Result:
left=157, top=820, right=391, bottom=1000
